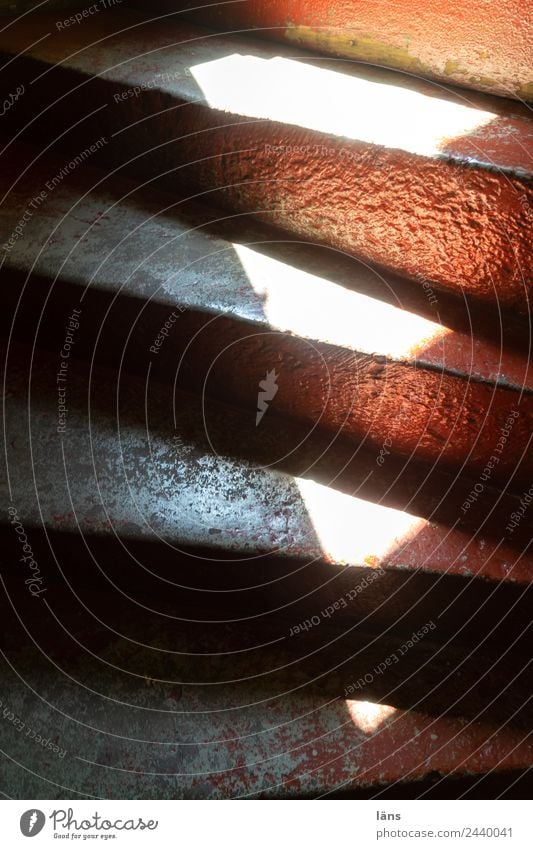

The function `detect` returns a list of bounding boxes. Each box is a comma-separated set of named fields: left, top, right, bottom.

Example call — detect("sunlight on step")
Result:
left=346, top=700, right=397, bottom=734
left=191, top=54, right=496, bottom=158
left=234, top=243, right=450, bottom=359
left=295, top=478, right=424, bottom=566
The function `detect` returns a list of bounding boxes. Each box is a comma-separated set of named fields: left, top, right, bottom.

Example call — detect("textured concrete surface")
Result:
left=0, top=563, right=531, bottom=799
left=2, top=142, right=531, bottom=388
left=1, top=150, right=533, bottom=495
left=130, top=0, right=533, bottom=101
left=0, top=12, right=531, bottom=315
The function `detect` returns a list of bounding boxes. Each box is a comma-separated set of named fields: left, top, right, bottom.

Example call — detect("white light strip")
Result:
left=191, top=54, right=496, bottom=157
left=296, top=477, right=424, bottom=566
left=234, top=243, right=449, bottom=359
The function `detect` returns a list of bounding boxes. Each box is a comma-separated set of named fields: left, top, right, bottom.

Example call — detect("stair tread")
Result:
left=1, top=11, right=530, bottom=172
left=0, top=11, right=531, bottom=313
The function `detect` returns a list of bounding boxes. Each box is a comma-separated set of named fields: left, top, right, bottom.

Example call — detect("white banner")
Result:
left=0, top=800, right=530, bottom=848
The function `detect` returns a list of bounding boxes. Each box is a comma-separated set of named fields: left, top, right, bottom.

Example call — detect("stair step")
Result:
left=0, top=11, right=531, bottom=314
left=129, top=0, right=533, bottom=101
left=1, top=143, right=532, bottom=495
left=3, top=340, right=533, bottom=627
left=1, top=590, right=531, bottom=798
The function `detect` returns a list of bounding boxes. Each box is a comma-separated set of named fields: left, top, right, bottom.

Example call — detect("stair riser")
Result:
left=1, top=141, right=531, bottom=496
left=3, top=526, right=532, bottom=653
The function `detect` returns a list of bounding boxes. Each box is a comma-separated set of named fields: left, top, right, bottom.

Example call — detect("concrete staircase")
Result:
left=0, top=4, right=531, bottom=798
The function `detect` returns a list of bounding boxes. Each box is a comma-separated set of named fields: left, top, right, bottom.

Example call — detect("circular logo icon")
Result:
left=20, top=810, right=46, bottom=837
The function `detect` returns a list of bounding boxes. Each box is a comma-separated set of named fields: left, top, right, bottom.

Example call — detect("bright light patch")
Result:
left=346, top=700, right=397, bottom=733
left=191, top=54, right=496, bottom=157
left=234, top=243, right=449, bottom=359
left=296, top=478, right=424, bottom=566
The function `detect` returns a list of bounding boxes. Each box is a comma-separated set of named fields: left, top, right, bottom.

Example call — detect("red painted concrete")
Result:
left=140, top=0, right=533, bottom=101
left=0, top=14, right=531, bottom=316
left=177, top=118, right=533, bottom=316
